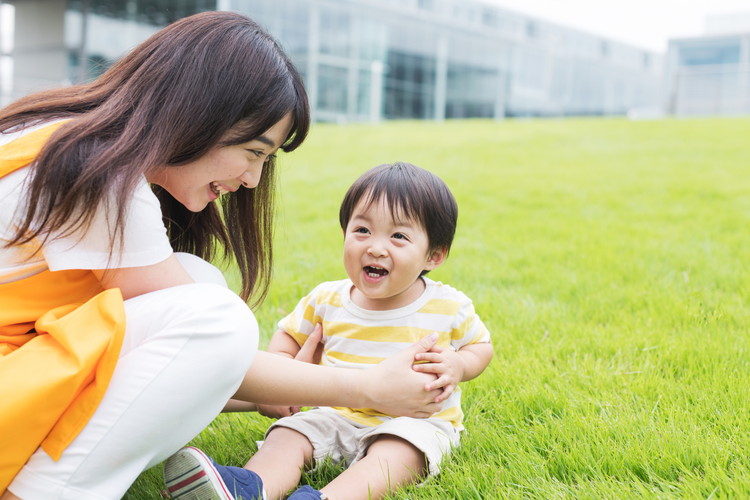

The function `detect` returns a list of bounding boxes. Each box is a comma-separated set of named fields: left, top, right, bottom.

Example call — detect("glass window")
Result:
left=356, top=19, right=387, bottom=63
left=679, top=42, right=741, bottom=66
left=526, top=21, right=537, bottom=39
left=66, top=0, right=216, bottom=83
left=383, top=50, right=435, bottom=119
left=319, top=9, right=350, bottom=58
left=514, top=46, right=545, bottom=90
left=357, top=68, right=372, bottom=116
left=481, top=8, right=497, bottom=28
left=317, top=64, right=347, bottom=113
left=445, top=62, right=498, bottom=118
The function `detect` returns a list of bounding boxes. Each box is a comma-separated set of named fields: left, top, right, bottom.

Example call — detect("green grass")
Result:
left=125, top=117, right=750, bottom=499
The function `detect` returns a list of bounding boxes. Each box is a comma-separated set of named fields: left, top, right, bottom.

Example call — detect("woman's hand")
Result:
left=356, top=333, right=443, bottom=418
left=234, top=333, right=444, bottom=417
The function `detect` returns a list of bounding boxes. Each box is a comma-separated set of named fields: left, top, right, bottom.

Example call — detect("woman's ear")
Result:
left=424, top=247, right=448, bottom=271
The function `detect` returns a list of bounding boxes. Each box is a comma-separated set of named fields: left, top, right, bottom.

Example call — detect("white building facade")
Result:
left=1, top=0, right=663, bottom=121
left=665, top=14, right=750, bottom=116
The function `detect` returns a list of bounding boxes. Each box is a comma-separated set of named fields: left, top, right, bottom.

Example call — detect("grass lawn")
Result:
left=125, top=116, right=750, bottom=499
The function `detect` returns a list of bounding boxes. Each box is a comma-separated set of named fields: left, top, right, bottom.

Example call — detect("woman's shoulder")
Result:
left=0, top=119, right=67, bottom=147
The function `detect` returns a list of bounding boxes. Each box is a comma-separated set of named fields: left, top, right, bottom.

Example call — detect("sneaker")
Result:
left=287, top=485, right=326, bottom=499
left=163, top=446, right=264, bottom=500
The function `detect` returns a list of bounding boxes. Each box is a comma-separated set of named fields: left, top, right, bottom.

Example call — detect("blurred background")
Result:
left=1, top=0, right=749, bottom=121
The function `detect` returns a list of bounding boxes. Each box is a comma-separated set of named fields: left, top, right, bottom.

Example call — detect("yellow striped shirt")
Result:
left=279, top=277, right=491, bottom=429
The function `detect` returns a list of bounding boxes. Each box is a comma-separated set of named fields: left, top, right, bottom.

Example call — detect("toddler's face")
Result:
left=343, top=197, right=442, bottom=310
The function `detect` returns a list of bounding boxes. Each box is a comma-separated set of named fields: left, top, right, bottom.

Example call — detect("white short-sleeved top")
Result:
left=0, top=121, right=174, bottom=283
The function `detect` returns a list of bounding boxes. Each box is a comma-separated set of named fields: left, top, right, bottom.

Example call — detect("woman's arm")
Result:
left=233, top=334, right=443, bottom=418
left=253, top=326, right=324, bottom=418
left=93, top=254, right=194, bottom=300
left=95, top=256, right=441, bottom=417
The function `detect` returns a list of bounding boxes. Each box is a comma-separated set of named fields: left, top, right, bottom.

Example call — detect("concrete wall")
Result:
left=5, top=0, right=67, bottom=104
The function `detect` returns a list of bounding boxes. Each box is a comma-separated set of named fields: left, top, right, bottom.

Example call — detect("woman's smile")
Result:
left=148, top=113, right=293, bottom=212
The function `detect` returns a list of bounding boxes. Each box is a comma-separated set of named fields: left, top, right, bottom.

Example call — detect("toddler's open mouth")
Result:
left=365, top=266, right=388, bottom=278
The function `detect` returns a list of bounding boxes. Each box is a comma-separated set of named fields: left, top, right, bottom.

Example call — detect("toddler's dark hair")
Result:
left=339, top=162, right=458, bottom=254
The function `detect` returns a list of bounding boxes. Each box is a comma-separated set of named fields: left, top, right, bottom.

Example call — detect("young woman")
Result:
left=0, top=12, right=441, bottom=499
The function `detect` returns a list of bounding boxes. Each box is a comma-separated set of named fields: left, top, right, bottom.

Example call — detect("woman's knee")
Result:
left=185, top=284, right=259, bottom=368
left=124, top=283, right=258, bottom=379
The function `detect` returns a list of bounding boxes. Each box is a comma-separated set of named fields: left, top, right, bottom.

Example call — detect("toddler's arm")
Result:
left=413, top=341, right=494, bottom=403
left=266, top=328, right=304, bottom=359
left=256, top=325, right=323, bottom=418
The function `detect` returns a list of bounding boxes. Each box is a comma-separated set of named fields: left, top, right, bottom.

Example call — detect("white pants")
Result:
left=8, top=254, right=258, bottom=500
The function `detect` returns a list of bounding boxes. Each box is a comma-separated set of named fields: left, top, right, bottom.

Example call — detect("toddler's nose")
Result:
left=367, top=243, right=387, bottom=257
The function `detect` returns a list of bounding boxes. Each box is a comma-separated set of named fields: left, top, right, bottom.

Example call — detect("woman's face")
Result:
left=147, top=113, right=294, bottom=212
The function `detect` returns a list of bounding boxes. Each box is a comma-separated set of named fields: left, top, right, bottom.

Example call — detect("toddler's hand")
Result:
left=413, top=345, right=464, bottom=403
left=296, top=323, right=324, bottom=365
left=257, top=403, right=301, bottom=419
left=364, top=333, right=442, bottom=418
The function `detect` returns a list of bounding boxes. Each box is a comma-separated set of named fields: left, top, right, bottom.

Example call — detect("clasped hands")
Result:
left=257, top=325, right=458, bottom=419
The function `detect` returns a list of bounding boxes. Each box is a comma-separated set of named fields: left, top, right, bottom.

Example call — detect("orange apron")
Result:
left=0, top=121, right=126, bottom=492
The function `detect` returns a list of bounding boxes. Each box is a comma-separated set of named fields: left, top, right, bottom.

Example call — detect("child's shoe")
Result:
left=163, top=446, right=264, bottom=500
left=287, top=485, right=326, bottom=499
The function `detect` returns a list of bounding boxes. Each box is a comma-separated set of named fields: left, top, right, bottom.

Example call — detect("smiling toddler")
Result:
left=166, top=162, right=493, bottom=500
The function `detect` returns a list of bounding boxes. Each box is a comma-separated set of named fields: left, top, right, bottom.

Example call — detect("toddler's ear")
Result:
left=424, top=247, right=448, bottom=271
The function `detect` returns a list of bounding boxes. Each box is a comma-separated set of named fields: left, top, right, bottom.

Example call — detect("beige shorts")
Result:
left=266, top=407, right=461, bottom=476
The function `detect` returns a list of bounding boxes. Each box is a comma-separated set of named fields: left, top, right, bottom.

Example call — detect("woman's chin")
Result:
left=182, top=198, right=211, bottom=212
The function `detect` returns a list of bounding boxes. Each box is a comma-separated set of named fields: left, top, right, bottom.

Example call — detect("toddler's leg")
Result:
left=320, top=435, right=426, bottom=500
left=245, top=427, right=314, bottom=500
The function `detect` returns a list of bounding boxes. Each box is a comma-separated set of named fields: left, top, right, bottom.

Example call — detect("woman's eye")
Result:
left=248, top=149, right=264, bottom=158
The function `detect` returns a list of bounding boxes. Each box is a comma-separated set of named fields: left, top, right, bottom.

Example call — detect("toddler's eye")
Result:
left=354, top=227, right=370, bottom=234
left=393, top=232, right=407, bottom=240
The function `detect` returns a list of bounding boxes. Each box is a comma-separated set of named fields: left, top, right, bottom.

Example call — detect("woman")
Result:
left=0, top=12, right=440, bottom=499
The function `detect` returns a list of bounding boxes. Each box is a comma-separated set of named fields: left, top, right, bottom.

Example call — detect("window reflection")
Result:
left=66, top=0, right=216, bottom=82
left=58, top=0, right=662, bottom=121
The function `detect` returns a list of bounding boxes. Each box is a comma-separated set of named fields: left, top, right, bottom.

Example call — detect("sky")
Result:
left=482, top=0, right=750, bottom=53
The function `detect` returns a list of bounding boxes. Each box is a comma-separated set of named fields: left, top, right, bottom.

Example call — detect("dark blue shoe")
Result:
left=287, top=485, right=325, bottom=499
left=163, top=446, right=263, bottom=500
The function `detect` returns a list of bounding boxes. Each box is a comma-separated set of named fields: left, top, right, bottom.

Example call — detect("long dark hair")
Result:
left=0, top=11, right=310, bottom=306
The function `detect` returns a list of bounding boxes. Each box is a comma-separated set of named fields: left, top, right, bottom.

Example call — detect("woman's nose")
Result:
left=239, top=165, right=263, bottom=188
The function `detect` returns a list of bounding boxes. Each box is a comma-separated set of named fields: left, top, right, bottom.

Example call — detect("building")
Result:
left=0, top=0, right=663, bottom=121
left=665, top=13, right=750, bottom=116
